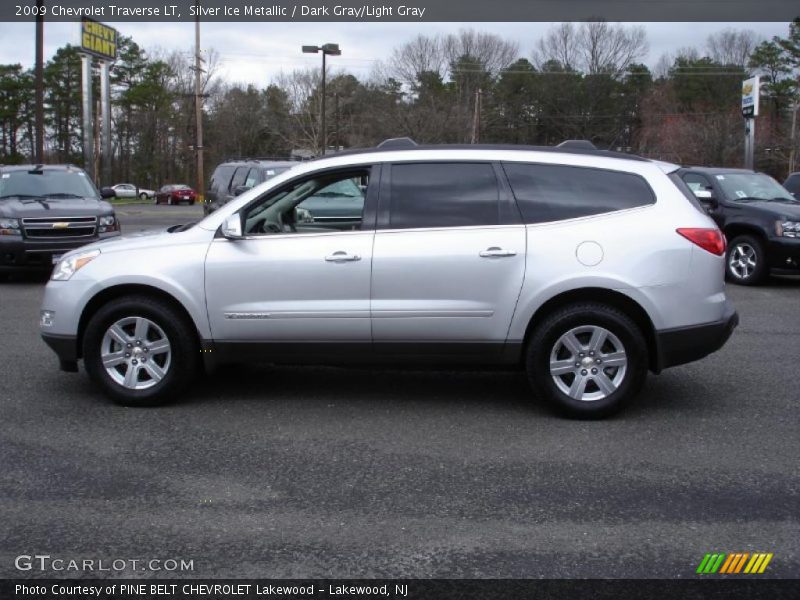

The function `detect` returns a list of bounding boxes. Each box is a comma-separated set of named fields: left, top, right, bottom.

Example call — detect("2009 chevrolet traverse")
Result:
left=39, top=140, right=738, bottom=418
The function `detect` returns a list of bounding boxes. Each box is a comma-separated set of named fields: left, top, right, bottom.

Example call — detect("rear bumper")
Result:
left=655, top=300, right=739, bottom=371
left=41, top=333, right=79, bottom=372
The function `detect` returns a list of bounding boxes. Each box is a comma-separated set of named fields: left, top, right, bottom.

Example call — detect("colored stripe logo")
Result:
left=696, top=552, right=773, bottom=574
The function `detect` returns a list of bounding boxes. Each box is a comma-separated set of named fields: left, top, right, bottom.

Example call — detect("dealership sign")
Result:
left=741, top=76, right=760, bottom=118
left=80, top=18, right=117, bottom=61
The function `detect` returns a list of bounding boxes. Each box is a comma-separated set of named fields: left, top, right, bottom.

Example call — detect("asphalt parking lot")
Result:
left=0, top=203, right=798, bottom=579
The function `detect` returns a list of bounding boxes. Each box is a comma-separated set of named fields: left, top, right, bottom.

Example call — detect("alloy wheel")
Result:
left=728, top=242, right=757, bottom=280
left=100, top=316, right=172, bottom=390
left=549, top=325, right=628, bottom=401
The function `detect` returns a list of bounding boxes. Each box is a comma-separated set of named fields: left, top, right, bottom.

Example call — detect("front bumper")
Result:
left=655, top=300, right=739, bottom=371
left=767, top=236, right=800, bottom=271
left=41, top=333, right=79, bottom=372
left=0, top=233, right=119, bottom=271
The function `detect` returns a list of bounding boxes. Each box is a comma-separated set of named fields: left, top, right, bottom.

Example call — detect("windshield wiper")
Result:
left=0, top=194, right=43, bottom=200
left=43, top=193, right=84, bottom=199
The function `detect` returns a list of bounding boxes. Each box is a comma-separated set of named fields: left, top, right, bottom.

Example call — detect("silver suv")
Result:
left=40, top=140, right=738, bottom=418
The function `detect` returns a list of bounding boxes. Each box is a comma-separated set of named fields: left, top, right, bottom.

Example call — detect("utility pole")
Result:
left=34, top=0, right=44, bottom=163
left=194, top=0, right=205, bottom=202
left=790, top=97, right=798, bottom=174
left=471, top=88, right=483, bottom=144
left=80, top=54, right=94, bottom=179
left=334, top=92, right=340, bottom=151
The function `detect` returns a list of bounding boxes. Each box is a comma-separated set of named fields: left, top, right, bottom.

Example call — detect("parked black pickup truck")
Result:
left=0, top=164, right=120, bottom=278
left=678, top=166, right=800, bottom=285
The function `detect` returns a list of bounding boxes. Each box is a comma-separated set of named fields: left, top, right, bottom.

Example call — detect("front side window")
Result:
left=503, top=162, right=655, bottom=224
left=243, top=169, right=369, bottom=235
left=229, top=167, right=250, bottom=193
left=210, top=166, right=236, bottom=194
left=682, top=172, right=713, bottom=193
left=388, top=162, right=499, bottom=229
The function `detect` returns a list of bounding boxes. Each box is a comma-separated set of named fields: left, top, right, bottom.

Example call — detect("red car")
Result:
left=155, top=184, right=197, bottom=205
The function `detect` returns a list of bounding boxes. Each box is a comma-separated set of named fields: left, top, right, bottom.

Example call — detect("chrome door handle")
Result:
left=479, top=247, right=516, bottom=258
left=325, top=251, right=361, bottom=262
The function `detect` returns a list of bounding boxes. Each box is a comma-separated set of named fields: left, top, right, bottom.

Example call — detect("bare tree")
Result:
left=443, top=29, right=519, bottom=76
left=706, top=28, right=760, bottom=67
left=380, top=34, right=447, bottom=89
left=533, top=22, right=579, bottom=70
left=534, top=22, right=647, bottom=77
left=275, top=68, right=322, bottom=151
left=577, top=21, right=648, bottom=76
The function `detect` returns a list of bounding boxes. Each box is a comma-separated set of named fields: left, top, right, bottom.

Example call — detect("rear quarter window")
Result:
left=502, top=162, right=655, bottom=224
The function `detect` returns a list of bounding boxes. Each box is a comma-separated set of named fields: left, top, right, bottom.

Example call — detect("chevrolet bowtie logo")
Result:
left=51, top=222, right=70, bottom=229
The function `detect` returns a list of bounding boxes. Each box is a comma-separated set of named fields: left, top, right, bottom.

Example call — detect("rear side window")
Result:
left=502, top=163, right=655, bottom=224
left=389, top=163, right=499, bottom=229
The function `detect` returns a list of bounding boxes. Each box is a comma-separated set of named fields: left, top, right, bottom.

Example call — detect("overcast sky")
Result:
left=0, top=21, right=790, bottom=85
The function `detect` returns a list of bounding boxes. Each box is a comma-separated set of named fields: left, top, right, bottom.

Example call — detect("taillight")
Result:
left=676, top=228, right=726, bottom=256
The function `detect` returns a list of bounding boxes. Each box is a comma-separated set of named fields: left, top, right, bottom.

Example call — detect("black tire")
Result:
left=140, top=192, right=148, bottom=201
left=83, top=295, right=200, bottom=406
left=725, top=234, right=767, bottom=285
left=525, top=302, right=648, bottom=419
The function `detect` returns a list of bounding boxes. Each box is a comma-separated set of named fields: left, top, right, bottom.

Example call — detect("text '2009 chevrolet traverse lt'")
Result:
left=39, top=139, right=738, bottom=418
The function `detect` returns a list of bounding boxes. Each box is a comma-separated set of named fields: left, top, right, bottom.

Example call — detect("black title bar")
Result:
left=4, top=0, right=799, bottom=22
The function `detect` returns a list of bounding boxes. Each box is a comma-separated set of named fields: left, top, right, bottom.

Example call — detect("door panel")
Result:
left=371, top=226, right=526, bottom=341
left=205, top=231, right=373, bottom=341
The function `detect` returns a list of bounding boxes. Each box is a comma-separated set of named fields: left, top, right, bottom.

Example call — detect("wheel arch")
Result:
left=77, top=284, right=201, bottom=360
left=723, top=222, right=768, bottom=244
left=521, top=287, right=660, bottom=372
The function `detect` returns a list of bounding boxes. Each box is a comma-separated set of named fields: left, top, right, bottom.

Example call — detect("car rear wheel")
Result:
left=525, top=303, right=648, bottom=419
left=83, top=295, right=200, bottom=406
left=140, top=192, right=148, bottom=200
left=726, top=234, right=767, bottom=285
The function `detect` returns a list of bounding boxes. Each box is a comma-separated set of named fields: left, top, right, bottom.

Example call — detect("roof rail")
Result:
left=222, top=156, right=300, bottom=163
left=377, top=137, right=418, bottom=149
left=557, top=140, right=597, bottom=151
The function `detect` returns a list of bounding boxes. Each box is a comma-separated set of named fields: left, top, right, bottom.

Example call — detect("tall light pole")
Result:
left=34, top=0, right=44, bottom=163
left=302, top=43, right=341, bottom=155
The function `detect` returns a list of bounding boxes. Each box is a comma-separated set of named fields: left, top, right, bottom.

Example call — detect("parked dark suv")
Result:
left=678, top=167, right=800, bottom=284
left=205, top=159, right=296, bottom=214
left=0, top=164, right=120, bottom=278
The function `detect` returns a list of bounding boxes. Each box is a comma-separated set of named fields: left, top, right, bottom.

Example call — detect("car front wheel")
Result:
left=525, top=302, right=648, bottom=419
left=83, top=296, right=200, bottom=406
left=726, top=234, right=767, bottom=285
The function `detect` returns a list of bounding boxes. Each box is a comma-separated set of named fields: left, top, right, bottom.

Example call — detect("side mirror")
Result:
left=233, top=185, right=249, bottom=196
left=100, top=187, right=116, bottom=199
left=221, top=213, right=243, bottom=239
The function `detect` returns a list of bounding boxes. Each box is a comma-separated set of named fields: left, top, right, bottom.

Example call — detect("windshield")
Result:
left=715, top=173, right=796, bottom=203
left=0, top=168, right=99, bottom=199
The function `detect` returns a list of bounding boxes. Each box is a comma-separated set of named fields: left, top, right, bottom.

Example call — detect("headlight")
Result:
left=776, top=220, right=799, bottom=238
left=98, top=214, right=118, bottom=233
left=0, top=218, right=21, bottom=235
left=51, top=249, right=100, bottom=281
